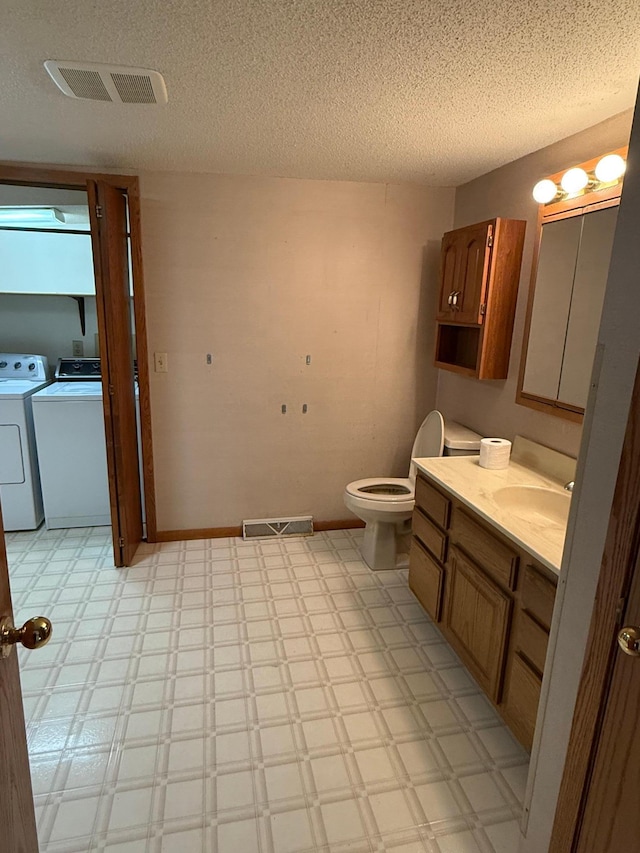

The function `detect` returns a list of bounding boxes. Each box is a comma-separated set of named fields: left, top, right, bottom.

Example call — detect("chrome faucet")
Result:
left=564, top=481, right=575, bottom=492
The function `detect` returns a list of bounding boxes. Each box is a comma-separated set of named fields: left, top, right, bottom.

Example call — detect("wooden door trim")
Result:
left=0, top=163, right=157, bottom=543
left=0, top=162, right=139, bottom=189
left=549, top=355, right=640, bottom=851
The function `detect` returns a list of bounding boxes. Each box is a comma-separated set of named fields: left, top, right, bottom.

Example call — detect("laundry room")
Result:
left=0, top=183, right=141, bottom=540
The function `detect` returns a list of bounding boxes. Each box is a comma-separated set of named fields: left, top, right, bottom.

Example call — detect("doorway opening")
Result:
left=0, top=166, right=156, bottom=568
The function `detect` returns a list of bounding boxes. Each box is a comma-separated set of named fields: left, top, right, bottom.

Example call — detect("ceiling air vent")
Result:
left=44, top=60, right=168, bottom=104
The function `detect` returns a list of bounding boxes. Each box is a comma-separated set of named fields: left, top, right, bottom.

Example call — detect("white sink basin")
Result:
left=493, top=485, right=570, bottom=527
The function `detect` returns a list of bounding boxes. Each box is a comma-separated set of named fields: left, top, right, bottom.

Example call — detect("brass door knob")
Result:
left=617, top=626, right=640, bottom=657
left=0, top=615, right=52, bottom=659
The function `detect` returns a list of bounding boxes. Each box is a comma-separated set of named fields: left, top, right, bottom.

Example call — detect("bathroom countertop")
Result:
left=412, top=455, right=569, bottom=574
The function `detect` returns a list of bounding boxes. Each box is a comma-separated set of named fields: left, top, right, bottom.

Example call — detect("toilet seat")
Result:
left=344, top=477, right=415, bottom=517
left=345, top=477, right=414, bottom=502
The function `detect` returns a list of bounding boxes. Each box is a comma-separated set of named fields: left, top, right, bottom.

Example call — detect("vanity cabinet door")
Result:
left=446, top=547, right=512, bottom=702
left=502, top=652, right=541, bottom=752
left=409, top=538, right=444, bottom=622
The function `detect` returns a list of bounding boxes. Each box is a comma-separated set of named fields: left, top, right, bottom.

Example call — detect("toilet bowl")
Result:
left=344, top=412, right=481, bottom=570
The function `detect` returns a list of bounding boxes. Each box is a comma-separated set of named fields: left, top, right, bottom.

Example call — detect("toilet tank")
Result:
left=443, top=421, right=482, bottom=456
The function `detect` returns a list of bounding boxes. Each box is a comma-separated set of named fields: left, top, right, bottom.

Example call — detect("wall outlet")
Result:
left=154, top=352, right=168, bottom=373
left=72, top=340, right=84, bottom=357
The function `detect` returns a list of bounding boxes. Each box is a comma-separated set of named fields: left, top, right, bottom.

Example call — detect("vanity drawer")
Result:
left=502, top=652, right=542, bottom=752
left=412, top=507, right=448, bottom=563
left=514, top=610, right=549, bottom=675
left=453, top=508, right=519, bottom=591
left=409, top=538, right=444, bottom=622
left=521, top=565, right=557, bottom=630
left=415, top=475, right=451, bottom=530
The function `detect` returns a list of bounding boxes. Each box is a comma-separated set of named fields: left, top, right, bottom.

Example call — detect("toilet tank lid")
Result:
left=444, top=421, right=482, bottom=450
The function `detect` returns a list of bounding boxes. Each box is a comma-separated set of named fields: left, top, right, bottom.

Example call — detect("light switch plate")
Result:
left=154, top=352, right=168, bottom=373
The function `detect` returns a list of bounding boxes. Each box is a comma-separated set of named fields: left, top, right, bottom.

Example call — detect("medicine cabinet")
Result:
left=517, top=148, right=626, bottom=421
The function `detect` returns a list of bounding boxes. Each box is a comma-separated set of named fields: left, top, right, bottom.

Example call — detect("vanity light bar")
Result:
left=532, top=153, right=626, bottom=204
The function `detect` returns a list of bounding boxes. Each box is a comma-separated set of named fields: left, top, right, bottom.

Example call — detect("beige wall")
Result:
left=139, top=174, right=454, bottom=531
left=436, top=110, right=633, bottom=457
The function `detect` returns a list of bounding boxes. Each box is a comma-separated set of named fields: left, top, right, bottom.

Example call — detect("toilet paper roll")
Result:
left=479, top=438, right=512, bottom=470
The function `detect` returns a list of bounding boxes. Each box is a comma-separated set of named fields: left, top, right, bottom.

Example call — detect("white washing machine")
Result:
left=32, top=357, right=145, bottom=531
left=0, top=354, right=50, bottom=530
left=32, top=359, right=111, bottom=529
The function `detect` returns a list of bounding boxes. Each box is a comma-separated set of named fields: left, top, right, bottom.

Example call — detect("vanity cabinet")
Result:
left=435, top=218, right=526, bottom=380
left=409, top=472, right=558, bottom=751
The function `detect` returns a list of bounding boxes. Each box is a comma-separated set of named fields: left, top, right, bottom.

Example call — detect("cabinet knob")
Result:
left=447, top=291, right=454, bottom=306
left=452, top=291, right=459, bottom=307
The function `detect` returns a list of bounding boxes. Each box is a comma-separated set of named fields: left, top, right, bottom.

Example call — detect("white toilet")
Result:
left=344, top=411, right=482, bottom=570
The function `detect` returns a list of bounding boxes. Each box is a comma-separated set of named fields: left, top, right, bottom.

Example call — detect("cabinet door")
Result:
left=409, top=538, right=444, bottom=622
left=437, top=231, right=461, bottom=319
left=502, top=652, right=542, bottom=752
left=558, top=205, right=618, bottom=409
left=446, top=547, right=512, bottom=702
left=0, top=229, right=95, bottom=295
left=522, top=216, right=582, bottom=401
left=454, top=222, right=493, bottom=324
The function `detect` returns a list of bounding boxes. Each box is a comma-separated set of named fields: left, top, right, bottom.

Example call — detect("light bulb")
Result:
left=532, top=179, right=558, bottom=204
left=595, top=153, right=626, bottom=183
left=561, top=167, right=589, bottom=194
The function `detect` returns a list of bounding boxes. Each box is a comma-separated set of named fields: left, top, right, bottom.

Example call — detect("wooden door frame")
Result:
left=0, top=162, right=157, bottom=543
left=549, top=354, right=640, bottom=851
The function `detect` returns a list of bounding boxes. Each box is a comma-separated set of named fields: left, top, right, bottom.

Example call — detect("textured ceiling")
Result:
left=1, top=0, right=639, bottom=185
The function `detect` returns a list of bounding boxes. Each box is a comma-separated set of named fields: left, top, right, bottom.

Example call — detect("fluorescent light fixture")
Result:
left=0, top=207, right=66, bottom=224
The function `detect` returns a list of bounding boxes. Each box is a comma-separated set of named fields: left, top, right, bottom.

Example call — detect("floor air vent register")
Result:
left=242, top=516, right=313, bottom=540
left=44, top=60, right=168, bottom=104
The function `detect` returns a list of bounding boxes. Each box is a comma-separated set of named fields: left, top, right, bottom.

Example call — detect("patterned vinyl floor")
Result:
left=6, top=526, right=528, bottom=852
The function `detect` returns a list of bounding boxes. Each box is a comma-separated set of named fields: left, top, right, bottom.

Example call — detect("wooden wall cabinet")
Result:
left=435, top=218, right=526, bottom=380
left=408, top=472, right=558, bottom=751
